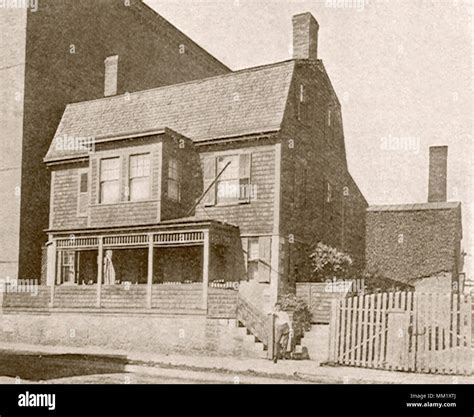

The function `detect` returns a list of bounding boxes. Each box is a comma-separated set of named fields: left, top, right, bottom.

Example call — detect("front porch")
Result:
left=42, top=219, right=244, bottom=311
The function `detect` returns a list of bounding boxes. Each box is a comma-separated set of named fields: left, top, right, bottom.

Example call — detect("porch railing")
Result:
left=0, top=283, right=239, bottom=317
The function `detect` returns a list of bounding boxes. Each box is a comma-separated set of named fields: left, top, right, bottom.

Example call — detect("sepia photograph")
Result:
left=0, top=0, right=472, bottom=413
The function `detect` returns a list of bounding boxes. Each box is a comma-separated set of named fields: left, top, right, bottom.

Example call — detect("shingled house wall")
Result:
left=49, top=132, right=203, bottom=231
left=15, top=0, right=229, bottom=280
left=278, top=61, right=368, bottom=290
left=366, top=205, right=462, bottom=285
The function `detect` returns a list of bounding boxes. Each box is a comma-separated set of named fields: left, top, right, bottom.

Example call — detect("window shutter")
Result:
left=258, top=236, right=271, bottom=283
left=78, top=172, right=88, bottom=216
left=238, top=153, right=251, bottom=203
left=241, top=238, right=248, bottom=273
left=202, top=157, right=216, bottom=206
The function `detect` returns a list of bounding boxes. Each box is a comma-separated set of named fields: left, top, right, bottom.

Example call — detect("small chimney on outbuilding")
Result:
left=428, top=146, right=448, bottom=203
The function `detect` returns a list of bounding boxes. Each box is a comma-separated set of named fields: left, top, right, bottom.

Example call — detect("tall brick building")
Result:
left=0, top=0, right=229, bottom=281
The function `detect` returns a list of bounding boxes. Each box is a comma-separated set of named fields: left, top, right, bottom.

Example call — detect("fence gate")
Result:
left=328, top=292, right=472, bottom=375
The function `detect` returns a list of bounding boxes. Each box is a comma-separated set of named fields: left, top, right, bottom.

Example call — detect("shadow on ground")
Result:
left=0, top=350, right=129, bottom=381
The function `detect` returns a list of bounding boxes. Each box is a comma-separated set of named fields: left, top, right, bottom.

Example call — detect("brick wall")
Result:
left=366, top=208, right=462, bottom=284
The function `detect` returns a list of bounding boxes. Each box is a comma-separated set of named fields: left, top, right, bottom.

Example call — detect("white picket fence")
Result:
left=329, top=291, right=472, bottom=375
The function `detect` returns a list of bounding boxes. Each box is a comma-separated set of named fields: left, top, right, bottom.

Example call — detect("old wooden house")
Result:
left=42, top=13, right=367, bottom=309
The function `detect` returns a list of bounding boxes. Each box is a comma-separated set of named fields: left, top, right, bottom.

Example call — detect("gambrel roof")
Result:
left=45, top=60, right=295, bottom=162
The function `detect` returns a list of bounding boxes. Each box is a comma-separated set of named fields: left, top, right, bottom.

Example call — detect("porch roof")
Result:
left=47, top=218, right=240, bottom=249
left=46, top=217, right=238, bottom=235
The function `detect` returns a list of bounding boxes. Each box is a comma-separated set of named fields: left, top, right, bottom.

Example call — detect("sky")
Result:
left=146, top=0, right=473, bottom=275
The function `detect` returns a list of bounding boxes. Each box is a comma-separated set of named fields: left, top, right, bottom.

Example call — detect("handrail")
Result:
left=236, top=294, right=271, bottom=348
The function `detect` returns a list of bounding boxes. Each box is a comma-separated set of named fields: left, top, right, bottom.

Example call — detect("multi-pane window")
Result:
left=129, top=154, right=151, bottom=201
left=215, top=154, right=251, bottom=204
left=217, top=155, right=239, bottom=204
left=167, top=158, right=181, bottom=202
left=99, top=157, right=120, bottom=204
left=60, top=251, right=76, bottom=285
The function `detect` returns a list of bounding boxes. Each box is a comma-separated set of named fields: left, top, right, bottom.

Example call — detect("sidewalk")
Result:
left=0, top=342, right=472, bottom=384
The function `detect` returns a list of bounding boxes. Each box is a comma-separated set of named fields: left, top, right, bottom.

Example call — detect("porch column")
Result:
left=97, top=237, right=103, bottom=308
left=202, top=230, right=210, bottom=310
left=46, top=239, right=57, bottom=286
left=46, top=239, right=56, bottom=308
left=147, top=233, right=154, bottom=309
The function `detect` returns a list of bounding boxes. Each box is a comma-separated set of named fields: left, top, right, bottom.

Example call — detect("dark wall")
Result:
left=279, top=61, right=367, bottom=284
left=366, top=208, right=462, bottom=284
left=18, top=0, right=229, bottom=279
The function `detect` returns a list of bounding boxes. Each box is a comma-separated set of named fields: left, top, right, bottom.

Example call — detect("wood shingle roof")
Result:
left=45, top=60, right=295, bottom=162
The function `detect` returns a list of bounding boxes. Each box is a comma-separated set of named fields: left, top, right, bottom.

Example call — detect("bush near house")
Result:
left=308, top=242, right=353, bottom=282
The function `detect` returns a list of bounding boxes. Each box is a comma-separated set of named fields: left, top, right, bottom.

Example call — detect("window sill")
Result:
left=91, top=199, right=158, bottom=207
left=210, top=201, right=250, bottom=208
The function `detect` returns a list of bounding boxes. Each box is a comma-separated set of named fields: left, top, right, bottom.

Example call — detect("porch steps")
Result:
left=233, top=323, right=267, bottom=359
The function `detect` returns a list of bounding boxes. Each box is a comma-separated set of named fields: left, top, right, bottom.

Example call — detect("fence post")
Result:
left=328, top=298, right=338, bottom=363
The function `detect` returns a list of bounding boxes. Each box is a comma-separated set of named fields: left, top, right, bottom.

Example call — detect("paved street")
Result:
left=0, top=350, right=312, bottom=384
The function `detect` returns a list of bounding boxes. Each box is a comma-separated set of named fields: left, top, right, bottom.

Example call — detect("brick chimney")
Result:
left=428, top=146, right=448, bottom=202
left=104, top=55, right=119, bottom=97
left=292, top=13, right=319, bottom=61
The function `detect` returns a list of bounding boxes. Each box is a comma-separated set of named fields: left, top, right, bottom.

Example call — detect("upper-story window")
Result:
left=327, top=109, right=332, bottom=127
left=326, top=181, right=333, bottom=203
left=77, top=171, right=88, bottom=216
left=202, top=153, right=251, bottom=206
left=299, top=84, right=305, bottom=103
left=99, top=157, right=120, bottom=204
left=298, top=84, right=306, bottom=122
left=216, top=154, right=251, bottom=205
left=167, top=157, right=181, bottom=202
left=129, top=153, right=151, bottom=201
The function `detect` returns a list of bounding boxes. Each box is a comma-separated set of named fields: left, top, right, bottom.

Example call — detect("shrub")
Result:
left=309, top=242, right=353, bottom=282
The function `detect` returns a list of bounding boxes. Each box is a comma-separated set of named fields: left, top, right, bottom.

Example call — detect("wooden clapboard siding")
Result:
left=51, top=165, right=89, bottom=229
left=194, top=145, right=276, bottom=235
left=50, top=131, right=203, bottom=231
left=329, top=291, right=472, bottom=375
left=88, top=139, right=162, bottom=227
